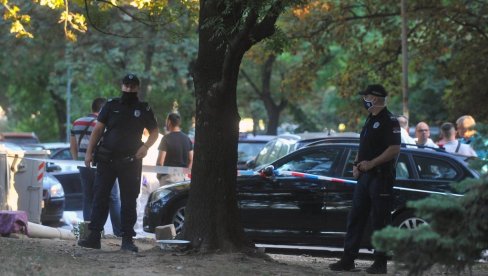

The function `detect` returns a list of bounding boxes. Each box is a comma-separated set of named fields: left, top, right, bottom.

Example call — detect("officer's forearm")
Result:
left=144, top=127, right=159, bottom=149
left=370, top=145, right=400, bottom=167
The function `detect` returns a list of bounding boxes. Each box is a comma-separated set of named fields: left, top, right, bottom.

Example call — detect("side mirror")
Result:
left=46, top=162, right=61, bottom=172
left=261, top=165, right=275, bottom=177
left=245, top=158, right=256, bottom=169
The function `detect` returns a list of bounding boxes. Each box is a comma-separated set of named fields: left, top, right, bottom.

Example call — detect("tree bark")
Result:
left=183, top=0, right=282, bottom=252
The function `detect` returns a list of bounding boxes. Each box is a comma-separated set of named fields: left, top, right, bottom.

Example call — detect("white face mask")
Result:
left=362, top=96, right=386, bottom=111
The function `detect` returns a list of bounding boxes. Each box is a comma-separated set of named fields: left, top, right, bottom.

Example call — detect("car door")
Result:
left=323, top=145, right=358, bottom=238
left=238, top=146, right=343, bottom=244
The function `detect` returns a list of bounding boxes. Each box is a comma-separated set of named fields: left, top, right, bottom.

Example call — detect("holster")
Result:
left=92, top=145, right=112, bottom=165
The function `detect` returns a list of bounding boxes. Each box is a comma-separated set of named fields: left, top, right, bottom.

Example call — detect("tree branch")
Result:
left=240, top=69, right=263, bottom=97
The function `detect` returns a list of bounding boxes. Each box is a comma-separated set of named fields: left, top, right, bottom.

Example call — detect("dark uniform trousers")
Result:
left=343, top=170, right=393, bottom=260
left=89, top=158, right=142, bottom=238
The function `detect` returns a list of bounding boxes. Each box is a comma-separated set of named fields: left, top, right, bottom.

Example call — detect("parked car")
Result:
left=237, top=133, right=275, bottom=170
left=143, top=142, right=479, bottom=248
left=0, top=132, right=40, bottom=145
left=42, top=144, right=82, bottom=211
left=247, top=132, right=360, bottom=170
left=41, top=173, right=65, bottom=224
left=0, top=142, right=65, bottom=223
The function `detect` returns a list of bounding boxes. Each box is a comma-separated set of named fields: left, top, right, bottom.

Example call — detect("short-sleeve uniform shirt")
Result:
left=358, top=107, right=401, bottom=169
left=97, top=98, right=158, bottom=156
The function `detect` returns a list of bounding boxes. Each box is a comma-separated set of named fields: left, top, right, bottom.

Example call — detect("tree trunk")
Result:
left=183, top=0, right=284, bottom=253
left=261, top=55, right=287, bottom=135
left=182, top=1, right=248, bottom=252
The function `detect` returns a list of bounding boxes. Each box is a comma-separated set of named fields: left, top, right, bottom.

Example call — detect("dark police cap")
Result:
left=358, top=84, right=388, bottom=97
left=122, top=73, right=140, bottom=86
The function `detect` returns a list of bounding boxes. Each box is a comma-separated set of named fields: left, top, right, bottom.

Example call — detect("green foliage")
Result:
left=373, top=174, right=488, bottom=275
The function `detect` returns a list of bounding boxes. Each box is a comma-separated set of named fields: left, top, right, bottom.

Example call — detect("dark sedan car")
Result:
left=143, top=142, right=478, bottom=248
left=44, top=145, right=82, bottom=210
left=41, top=173, right=65, bottom=224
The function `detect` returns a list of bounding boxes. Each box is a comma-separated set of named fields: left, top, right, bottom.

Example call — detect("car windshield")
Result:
left=238, top=142, right=267, bottom=163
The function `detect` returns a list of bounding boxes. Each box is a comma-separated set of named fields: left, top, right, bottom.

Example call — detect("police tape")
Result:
left=4, top=154, right=464, bottom=197
left=237, top=169, right=463, bottom=197
left=4, top=155, right=191, bottom=175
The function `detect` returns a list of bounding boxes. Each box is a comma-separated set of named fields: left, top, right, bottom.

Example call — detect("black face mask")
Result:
left=120, top=91, right=139, bottom=105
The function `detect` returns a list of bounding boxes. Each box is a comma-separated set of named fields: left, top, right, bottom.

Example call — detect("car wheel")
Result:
left=164, top=199, right=187, bottom=234
left=393, top=211, right=427, bottom=230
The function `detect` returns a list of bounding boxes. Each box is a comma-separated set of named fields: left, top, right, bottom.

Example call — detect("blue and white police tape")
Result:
left=5, top=154, right=463, bottom=197
left=237, top=169, right=463, bottom=197
left=11, top=155, right=191, bottom=175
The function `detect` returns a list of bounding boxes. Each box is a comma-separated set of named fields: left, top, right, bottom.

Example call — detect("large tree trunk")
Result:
left=183, top=1, right=247, bottom=252
left=183, top=0, right=283, bottom=252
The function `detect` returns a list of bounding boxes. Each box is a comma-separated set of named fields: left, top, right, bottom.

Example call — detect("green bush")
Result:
left=373, top=174, right=488, bottom=275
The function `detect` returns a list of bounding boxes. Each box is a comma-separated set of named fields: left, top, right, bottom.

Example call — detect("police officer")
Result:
left=329, top=84, right=401, bottom=274
left=78, top=73, right=159, bottom=252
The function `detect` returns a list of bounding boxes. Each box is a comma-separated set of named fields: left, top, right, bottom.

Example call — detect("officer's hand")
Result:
left=85, top=155, right=92, bottom=168
left=135, top=145, right=148, bottom=159
left=357, top=160, right=374, bottom=172
left=352, top=165, right=360, bottom=179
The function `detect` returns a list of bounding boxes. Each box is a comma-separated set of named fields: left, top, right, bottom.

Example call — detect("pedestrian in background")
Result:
left=440, top=122, right=477, bottom=157
left=329, top=84, right=401, bottom=274
left=156, top=112, right=193, bottom=186
left=69, top=97, right=121, bottom=236
left=414, top=122, right=438, bottom=148
left=397, top=115, right=416, bottom=147
left=456, top=115, right=486, bottom=159
left=78, top=74, right=159, bottom=252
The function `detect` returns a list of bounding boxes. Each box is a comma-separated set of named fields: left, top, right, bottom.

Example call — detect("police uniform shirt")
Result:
left=97, top=98, right=158, bottom=156
left=358, top=107, right=401, bottom=168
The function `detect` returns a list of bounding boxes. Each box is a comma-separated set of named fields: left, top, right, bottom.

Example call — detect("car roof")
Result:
left=239, top=133, right=276, bottom=142
left=303, top=141, right=475, bottom=164
left=36, top=142, right=70, bottom=150
left=0, top=132, right=40, bottom=144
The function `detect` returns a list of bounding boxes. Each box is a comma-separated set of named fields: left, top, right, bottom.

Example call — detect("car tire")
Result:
left=392, top=210, right=427, bottom=230
left=163, top=199, right=187, bottom=234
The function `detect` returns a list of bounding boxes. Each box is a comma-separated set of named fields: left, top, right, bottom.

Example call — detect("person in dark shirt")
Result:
left=329, top=84, right=401, bottom=274
left=78, top=73, right=159, bottom=252
left=156, top=112, right=193, bottom=185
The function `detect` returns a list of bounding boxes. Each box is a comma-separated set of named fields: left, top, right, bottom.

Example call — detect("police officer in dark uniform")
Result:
left=329, top=84, right=401, bottom=274
left=78, top=73, right=159, bottom=252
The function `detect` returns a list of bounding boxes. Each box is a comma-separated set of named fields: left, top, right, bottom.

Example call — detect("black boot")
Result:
left=366, top=258, right=387, bottom=274
left=121, top=237, right=138, bottom=252
left=77, top=231, right=101, bottom=249
left=329, top=257, right=355, bottom=271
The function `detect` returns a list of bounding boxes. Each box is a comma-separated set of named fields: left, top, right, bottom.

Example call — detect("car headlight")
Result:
left=150, top=188, right=171, bottom=204
left=50, top=183, right=65, bottom=198
left=44, top=174, right=65, bottom=198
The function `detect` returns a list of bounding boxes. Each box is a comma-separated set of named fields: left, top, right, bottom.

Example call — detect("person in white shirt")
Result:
left=440, top=122, right=477, bottom=157
left=414, top=122, right=438, bottom=148
left=397, top=115, right=416, bottom=147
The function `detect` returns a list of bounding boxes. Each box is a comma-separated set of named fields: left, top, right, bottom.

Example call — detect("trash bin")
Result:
left=0, top=143, right=47, bottom=224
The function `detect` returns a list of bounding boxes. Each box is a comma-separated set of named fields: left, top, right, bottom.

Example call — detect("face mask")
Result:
left=362, top=98, right=374, bottom=111
left=120, top=91, right=139, bottom=104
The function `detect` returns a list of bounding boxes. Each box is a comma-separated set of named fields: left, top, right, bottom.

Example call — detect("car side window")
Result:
left=276, top=148, right=341, bottom=176
left=396, top=153, right=411, bottom=179
left=413, top=155, right=459, bottom=180
left=52, top=148, right=72, bottom=160
left=343, top=149, right=358, bottom=178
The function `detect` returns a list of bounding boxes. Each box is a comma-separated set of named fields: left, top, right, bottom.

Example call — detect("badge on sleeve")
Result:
left=373, top=122, right=380, bottom=128
left=134, top=110, right=141, bottom=117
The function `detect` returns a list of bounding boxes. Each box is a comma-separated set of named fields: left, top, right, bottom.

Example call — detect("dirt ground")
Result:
left=1, top=236, right=487, bottom=276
